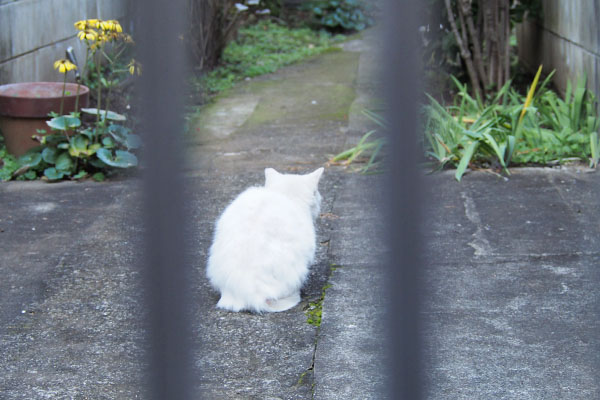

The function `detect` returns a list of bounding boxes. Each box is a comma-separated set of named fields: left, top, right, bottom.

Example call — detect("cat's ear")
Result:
left=265, top=168, right=280, bottom=184
left=309, top=167, right=324, bottom=180
left=307, top=167, right=324, bottom=185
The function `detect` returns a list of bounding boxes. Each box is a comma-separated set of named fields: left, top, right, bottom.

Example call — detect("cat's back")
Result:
left=218, top=186, right=310, bottom=228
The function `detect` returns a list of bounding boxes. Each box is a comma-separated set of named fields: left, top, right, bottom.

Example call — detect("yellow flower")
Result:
left=78, top=29, right=99, bottom=41
left=100, top=19, right=123, bottom=33
left=112, top=20, right=123, bottom=33
left=74, top=20, right=87, bottom=30
left=99, top=20, right=111, bottom=31
left=127, top=59, right=142, bottom=76
left=54, top=59, right=77, bottom=74
left=74, top=19, right=101, bottom=31
left=86, top=19, right=101, bottom=28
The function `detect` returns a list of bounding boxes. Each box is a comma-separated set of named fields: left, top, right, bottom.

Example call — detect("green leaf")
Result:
left=102, top=136, right=116, bottom=148
left=80, top=108, right=126, bottom=121
left=125, top=134, right=142, bottom=150
left=41, top=147, right=58, bottom=164
left=69, top=135, right=89, bottom=157
left=590, top=131, right=599, bottom=168
left=23, top=170, right=37, bottom=180
left=505, top=135, right=516, bottom=166
left=79, top=128, right=96, bottom=140
left=55, top=152, right=74, bottom=172
left=571, top=76, right=587, bottom=130
left=86, top=143, right=101, bottom=156
left=41, top=134, right=68, bottom=145
left=72, top=171, right=88, bottom=180
left=107, top=124, right=131, bottom=144
left=481, top=132, right=506, bottom=168
left=46, top=115, right=81, bottom=131
left=89, top=158, right=108, bottom=169
left=44, top=167, right=65, bottom=180
left=92, top=172, right=106, bottom=182
left=96, top=148, right=138, bottom=168
left=455, top=141, right=478, bottom=182
left=18, top=152, right=42, bottom=168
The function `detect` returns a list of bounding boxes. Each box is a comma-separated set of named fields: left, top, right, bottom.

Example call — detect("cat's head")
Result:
left=264, top=167, right=324, bottom=218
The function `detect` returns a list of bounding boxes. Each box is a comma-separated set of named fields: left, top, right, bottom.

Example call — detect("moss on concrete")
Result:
left=305, top=264, right=341, bottom=327
left=190, top=50, right=359, bottom=141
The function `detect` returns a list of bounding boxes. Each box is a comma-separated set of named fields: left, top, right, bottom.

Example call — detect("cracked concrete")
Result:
left=422, top=168, right=600, bottom=399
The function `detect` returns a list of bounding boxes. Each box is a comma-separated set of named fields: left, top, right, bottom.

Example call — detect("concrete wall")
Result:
left=0, top=0, right=129, bottom=85
left=517, top=1, right=600, bottom=96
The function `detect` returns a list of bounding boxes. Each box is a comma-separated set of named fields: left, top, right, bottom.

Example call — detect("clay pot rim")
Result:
left=0, top=82, right=90, bottom=100
left=0, top=82, right=90, bottom=118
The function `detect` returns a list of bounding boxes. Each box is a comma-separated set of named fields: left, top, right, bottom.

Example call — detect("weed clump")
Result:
left=198, top=20, right=342, bottom=95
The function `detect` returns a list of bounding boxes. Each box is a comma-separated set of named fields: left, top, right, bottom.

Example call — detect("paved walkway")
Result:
left=1, top=28, right=599, bottom=399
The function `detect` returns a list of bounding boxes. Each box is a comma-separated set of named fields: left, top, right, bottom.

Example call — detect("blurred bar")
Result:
left=383, top=0, right=424, bottom=398
left=137, top=0, right=193, bottom=399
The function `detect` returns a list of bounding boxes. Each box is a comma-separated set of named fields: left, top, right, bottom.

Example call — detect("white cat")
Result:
left=206, top=167, right=324, bottom=313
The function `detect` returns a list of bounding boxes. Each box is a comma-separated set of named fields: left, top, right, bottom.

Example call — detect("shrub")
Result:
left=304, top=0, right=374, bottom=32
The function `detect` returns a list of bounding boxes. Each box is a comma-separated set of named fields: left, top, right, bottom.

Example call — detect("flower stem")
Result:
left=96, top=56, right=102, bottom=125
left=74, top=47, right=90, bottom=112
left=60, top=74, right=67, bottom=116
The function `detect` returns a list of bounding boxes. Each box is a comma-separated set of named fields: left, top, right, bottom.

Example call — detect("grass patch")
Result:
left=196, top=20, right=344, bottom=96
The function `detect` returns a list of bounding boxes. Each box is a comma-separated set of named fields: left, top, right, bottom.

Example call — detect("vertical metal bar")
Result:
left=383, top=0, right=423, bottom=398
left=138, top=1, right=192, bottom=399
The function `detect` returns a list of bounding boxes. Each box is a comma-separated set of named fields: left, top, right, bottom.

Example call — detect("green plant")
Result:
left=330, top=109, right=386, bottom=173
left=9, top=18, right=141, bottom=182
left=423, top=67, right=599, bottom=181
left=0, top=138, right=20, bottom=181
left=20, top=111, right=140, bottom=181
left=304, top=0, right=373, bottom=32
left=260, top=0, right=282, bottom=17
left=198, top=20, right=341, bottom=95
left=520, top=75, right=599, bottom=165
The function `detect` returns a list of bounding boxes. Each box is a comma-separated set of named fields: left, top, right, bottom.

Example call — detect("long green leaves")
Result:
left=331, top=109, right=386, bottom=173
left=423, top=67, right=600, bottom=181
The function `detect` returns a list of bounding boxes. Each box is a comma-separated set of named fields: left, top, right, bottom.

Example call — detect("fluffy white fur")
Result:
left=206, top=167, right=324, bottom=313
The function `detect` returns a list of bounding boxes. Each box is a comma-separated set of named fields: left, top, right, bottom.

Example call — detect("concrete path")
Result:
left=422, top=168, right=600, bottom=399
left=1, top=28, right=600, bottom=399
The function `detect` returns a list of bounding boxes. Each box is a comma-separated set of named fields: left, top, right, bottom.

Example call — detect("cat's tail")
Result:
left=264, top=292, right=301, bottom=312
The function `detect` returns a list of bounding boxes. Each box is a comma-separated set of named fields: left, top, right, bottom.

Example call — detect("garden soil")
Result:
left=1, top=28, right=599, bottom=399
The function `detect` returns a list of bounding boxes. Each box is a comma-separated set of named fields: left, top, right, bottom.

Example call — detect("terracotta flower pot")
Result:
left=0, top=82, right=90, bottom=156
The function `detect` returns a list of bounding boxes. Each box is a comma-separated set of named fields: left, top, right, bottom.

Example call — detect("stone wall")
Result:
left=517, top=1, right=600, bottom=96
left=0, top=0, right=129, bottom=84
